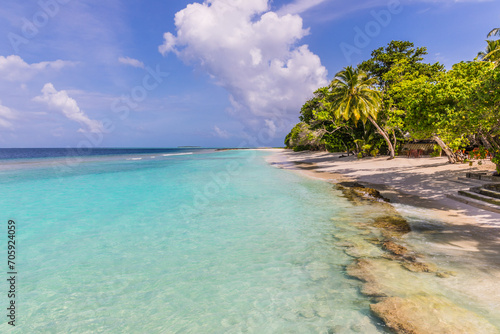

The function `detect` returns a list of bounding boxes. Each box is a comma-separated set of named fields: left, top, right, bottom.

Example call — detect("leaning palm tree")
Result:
left=328, top=66, right=395, bottom=159
left=478, top=40, right=500, bottom=66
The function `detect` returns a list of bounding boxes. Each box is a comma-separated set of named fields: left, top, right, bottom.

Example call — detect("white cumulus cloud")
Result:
left=0, top=55, right=77, bottom=82
left=118, top=56, right=145, bottom=68
left=277, top=0, right=330, bottom=15
left=34, top=83, right=103, bottom=133
left=159, top=0, right=328, bottom=129
left=0, top=101, right=16, bottom=129
left=213, top=125, right=231, bottom=138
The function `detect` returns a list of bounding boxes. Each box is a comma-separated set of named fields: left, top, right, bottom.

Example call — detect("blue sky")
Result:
left=0, top=0, right=499, bottom=148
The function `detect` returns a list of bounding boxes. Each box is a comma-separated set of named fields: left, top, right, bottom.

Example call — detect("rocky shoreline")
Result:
left=335, top=182, right=498, bottom=334
left=266, top=149, right=500, bottom=333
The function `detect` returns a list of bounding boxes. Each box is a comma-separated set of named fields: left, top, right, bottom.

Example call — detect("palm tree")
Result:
left=478, top=40, right=500, bottom=66
left=328, top=66, right=395, bottom=159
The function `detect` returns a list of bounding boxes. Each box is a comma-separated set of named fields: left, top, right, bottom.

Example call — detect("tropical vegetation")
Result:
left=285, top=30, right=500, bottom=174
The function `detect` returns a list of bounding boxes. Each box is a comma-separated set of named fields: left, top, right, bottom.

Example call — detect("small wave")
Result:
left=150, top=156, right=157, bottom=158
left=163, top=152, right=194, bottom=157
left=127, top=158, right=142, bottom=161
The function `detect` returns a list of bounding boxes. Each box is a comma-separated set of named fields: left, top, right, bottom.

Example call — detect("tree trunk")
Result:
left=485, top=132, right=500, bottom=151
left=479, top=132, right=494, bottom=151
left=340, top=140, right=353, bottom=155
left=353, top=141, right=359, bottom=153
left=392, top=130, right=397, bottom=155
left=368, top=116, right=395, bottom=159
left=433, top=135, right=457, bottom=163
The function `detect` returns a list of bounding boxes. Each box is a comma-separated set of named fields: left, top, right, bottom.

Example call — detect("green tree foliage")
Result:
left=359, top=40, right=443, bottom=89
left=360, top=41, right=445, bottom=154
left=285, top=66, right=394, bottom=156
left=386, top=59, right=497, bottom=163
left=328, top=66, right=395, bottom=158
left=462, top=65, right=500, bottom=151
left=285, top=37, right=500, bottom=169
left=284, top=122, right=326, bottom=151
left=298, top=87, right=330, bottom=126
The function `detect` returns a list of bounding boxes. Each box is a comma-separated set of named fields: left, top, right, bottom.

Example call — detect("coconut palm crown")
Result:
left=328, top=66, right=381, bottom=124
left=478, top=40, right=500, bottom=66
left=328, top=66, right=395, bottom=159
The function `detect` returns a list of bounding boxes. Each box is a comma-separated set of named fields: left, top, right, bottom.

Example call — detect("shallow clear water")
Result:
left=393, top=204, right=500, bottom=329
left=0, top=150, right=387, bottom=333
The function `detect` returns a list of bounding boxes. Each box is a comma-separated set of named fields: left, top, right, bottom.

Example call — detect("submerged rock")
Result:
left=381, top=240, right=437, bottom=273
left=298, top=308, right=315, bottom=319
left=305, top=261, right=331, bottom=281
left=372, top=215, right=411, bottom=235
left=342, top=239, right=385, bottom=259
left=337, top=181, right=366, bottom=188
left=382, top=241, right=417, bottom=262
left=361, top=283, right=388, bottom=297
left=326, top=325, right=343, bottom=333
left=365, top=237, right=383, bottom=245
left=370, top=296, right=499, bottom=334
left=436, top=271, right=456, bottom=278
left=382, top=241, right=409, bottom=256
left=335, top=182, right=411, bottom=237
left=335, top=183, right=390, bottom=203
left=402, top=261, right=437, bottom=273
left=336, top=241, right=355, bottom=248
left=335, top=181, right=412, bottom=236
left=346, top=259, right=378, bottom=283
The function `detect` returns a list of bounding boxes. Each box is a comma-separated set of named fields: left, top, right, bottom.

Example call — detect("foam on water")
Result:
left=0, top=150, right=388, bottom=333
left=163, top=152, right=193, bottom=157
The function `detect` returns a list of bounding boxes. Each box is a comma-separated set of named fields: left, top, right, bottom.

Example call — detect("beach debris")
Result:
left=370, top=296, right=499, bottom=334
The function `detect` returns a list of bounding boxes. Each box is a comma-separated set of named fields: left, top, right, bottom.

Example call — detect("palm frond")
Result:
left=488, top=28, right=500, bottom=38
left=328, top=66, right=382, bottom=125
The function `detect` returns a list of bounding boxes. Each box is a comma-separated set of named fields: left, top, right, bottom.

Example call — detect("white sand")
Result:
left=266, top=149, right=500, bottom=266
left=266, top=150, right=500, bottom=228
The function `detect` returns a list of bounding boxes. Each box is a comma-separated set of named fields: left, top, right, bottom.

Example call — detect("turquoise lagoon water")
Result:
left=0, top=150, right=387, bottom=333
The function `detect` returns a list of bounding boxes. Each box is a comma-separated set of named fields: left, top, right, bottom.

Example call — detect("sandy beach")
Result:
left=267, top=149, right=500, bottom=226
left=266, top=149, right=500, bottom=333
